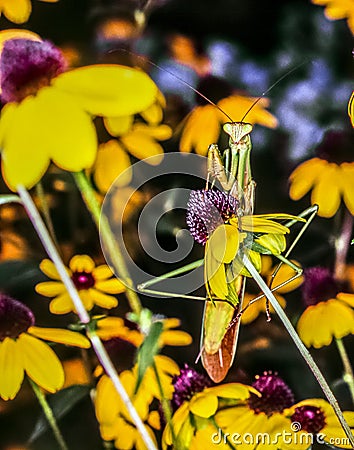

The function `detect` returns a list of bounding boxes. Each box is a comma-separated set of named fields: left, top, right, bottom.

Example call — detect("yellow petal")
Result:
left=49, top=292, right=73, bottom=314
left=95, top=375, right=120, bottom=424
left=190, top=393, right=218, bottom=417
left=180, top=106, right=220, bottom=154
left=348, top=92, right=354, bottom=127
left=28, top=326, right=90, bottom=348
left=311, top=162, right=341, bottom=218
left=140, top=101, right=163, bottom=125
left=92, top=264, right=114, bottom=280
left=160, top=330, right=193, bottom=346
left=241, top=292, right=262, bottom=324
left=121, top=131, right=164, bottom=164
left=206, top=383, right=254, bottom=400
left=341, top=162, right=354, bottom=215
left=104, top=115, right=133, bottom=137
left=18, top=334, right=64, bottom=392
left=1, top=0, right=31, bottom=24
left=93, top=140, right=132, bottom=193
left=132, top=123, right=172, bottom=140
left=0, top=100, right=50, bottom=190
left=205, top=242, right=227, bottom=299
left=289, top=158, right=326, bottom=200
left=53, top=65, right=157, bottom=117
left=162, top=317, right=181, bottom=329
left=39, top=258, right=64, bottom=280
left=218, top=95, right=278, bottom=128
left=35, top=281, right=66, bottom=297
left=270, top=259, right=303, bottom=294
left=88, top=288, right=118, bottom=309
left=0, top=338, right=24, bottom=400
left=255, top=233, right=286, bottom=255
left=209, top=224, right=240, bottom=263
left=337, top=292, right=354, bottom=307
left=69, top=255, right=95, bottom=272
left=95, top=277, right=126, bottom=293
left=239, top=216, right=289, bottom=234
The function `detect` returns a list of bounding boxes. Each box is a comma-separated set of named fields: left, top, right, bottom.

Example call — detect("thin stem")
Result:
left=35, top=181, right=60, bottom=249
left=334, top=210, right=353, bottom=282
left=17, top=185, right=157, bottom=450
left=29, top=379, right=69, bottom=450
left=152, top=362, right=177, bottom=444
left=243, top=254, right=354, bottom=447
left=73, top=171, right=142, bottom=316
left=335, top=338, right=354, bottom=406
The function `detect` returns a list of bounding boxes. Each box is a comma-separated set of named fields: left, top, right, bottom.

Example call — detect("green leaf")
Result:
left=134, top=321, right=163, bottom=394
left=28, top=384, right=91, bottom=443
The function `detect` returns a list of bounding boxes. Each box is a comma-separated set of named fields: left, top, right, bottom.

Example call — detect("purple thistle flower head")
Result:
left=248, top=371, right=294, bottom=416
left=1, top=38, right=66, bottom=104
left=186, top=189, right=238, bottom=245
left=302, top=267, right=339, bottom=307
left=0, top=293, right=35, bottom=341
left=291, top=405, right=326, bottom=434
left=171, top=364, right=212, bottom=411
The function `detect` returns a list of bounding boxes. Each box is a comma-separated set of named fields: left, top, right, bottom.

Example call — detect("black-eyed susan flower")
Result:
left=289, top=128, right=354, bottom=218
left=179, top=75, right=278, bottom=154
left=312, top=0, right=354, bottom=34
left=0, top=36, right=157, bottom=190
left=215, top=371, right=354, bottom=450
left=35, top=255, right=125, bottom=314
left=162, top=365, right=258, bottom=450
left=241, top=256, right=303, bottom=324
left=297, top=267, right=354, bottom=348
left=0, top=293, right=90, bottom=400
left=95, top=355, right=179, bottom=449
left=93, top=118, right=172, bottom=193
left=0, top=0, right=58, bottom=24
left=186, top=188, right=301, bottom=300
left=288, top=399, right=354, bottom=449
left=96, top=316, right=192, bottom=348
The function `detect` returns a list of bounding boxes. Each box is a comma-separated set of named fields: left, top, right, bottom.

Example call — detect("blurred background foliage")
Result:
left=0, top=0, right=353, bottom=448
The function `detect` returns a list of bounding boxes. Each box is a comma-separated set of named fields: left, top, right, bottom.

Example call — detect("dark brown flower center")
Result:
left=291, top=405, right=326, bottom=434
left=248, top=371, right=294, bottom=416
left=71, top=271, right=95, bottom=290
left=316, top=128, right=354, bottom=164
left=302, top=267, right=339, bottom=307
left=1, top=38, right=66, bottom=104
left=172, top=365, right=212, bottom=411
left=0, top=294, right=35, bottom=341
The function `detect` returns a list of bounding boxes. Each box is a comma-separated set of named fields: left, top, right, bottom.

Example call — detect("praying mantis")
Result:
left=138, top=101, right=318, bottom=382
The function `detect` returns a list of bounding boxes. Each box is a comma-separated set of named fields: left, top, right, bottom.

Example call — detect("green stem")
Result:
left=17, top=185, right=157, bottom=450
left=35, top=181, right=60, bottom=249
left=243, top=254, right=354, bottom=447
left=335, top=338, right=354, bottom=406
left=152, top=362, right=177, bottom=444
left=73, top=171, right=142, bottom=316
left=29, top=379, right=69, bottom=450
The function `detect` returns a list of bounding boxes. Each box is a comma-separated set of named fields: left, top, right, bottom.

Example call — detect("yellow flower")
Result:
left=297, top=267, right=354, bottom=348
left=286, top=399, right=354, bottom=449
left=0, top=36, right=157, bottom=190
left=0, top=0, right=58, bottom=24
left=312, top=0, right=354, bottom=34
left=162, top=365, right=257, bottom=450
left=96, top=316, right=192, bottom=348
left=289, top=129, right=354, bottom=218
left=0, top=293, right=90, bottom=400
left=180, top=95, right=277, bottom=154
left=349, top=91, right=354, bottom=126
left=35, top=255, right=125, bottom=314
left=241, top=256, right=303, bottom=324
left=95, top=355, right=179, bottom=449
left=205, top=213, right=299, bottom=300
left=93, top=121, right=172, bottom=193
